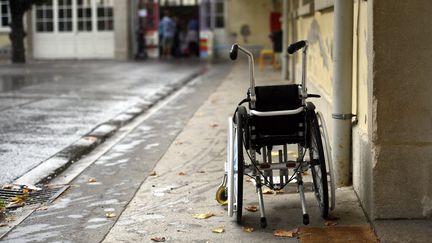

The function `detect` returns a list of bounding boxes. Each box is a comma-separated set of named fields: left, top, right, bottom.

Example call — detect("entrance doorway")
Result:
left=32, top=0, right=114, bottom=59
left=159, top=1, right=199, bottom=57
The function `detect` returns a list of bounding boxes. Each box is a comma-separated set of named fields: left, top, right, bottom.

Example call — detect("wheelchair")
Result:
left=215, top=40, right=335, bottom=228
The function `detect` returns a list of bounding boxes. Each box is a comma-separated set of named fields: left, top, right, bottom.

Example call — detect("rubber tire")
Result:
left=309, top=112, right=329, bottom=219
left=235, top=106, right=246, bottom=224
left=215, top=186, right=228, bottom=205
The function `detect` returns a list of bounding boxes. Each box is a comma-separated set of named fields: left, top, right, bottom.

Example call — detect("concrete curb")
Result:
left=14, top=68, right=204, bottom=186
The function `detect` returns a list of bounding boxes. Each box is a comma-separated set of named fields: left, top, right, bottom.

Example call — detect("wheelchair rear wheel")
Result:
left=309, top=112, right=329, bottom=219
left=234, top=106, right=247, bottom=223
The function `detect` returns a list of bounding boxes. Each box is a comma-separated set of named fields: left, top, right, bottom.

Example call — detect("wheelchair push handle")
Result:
left=287, top=40, right=307, bottom=54
left=229, top=44, right=239, bottom=60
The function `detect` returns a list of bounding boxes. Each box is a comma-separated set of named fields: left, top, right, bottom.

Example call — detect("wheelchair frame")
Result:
left=216, top=41, right=335, bottom=228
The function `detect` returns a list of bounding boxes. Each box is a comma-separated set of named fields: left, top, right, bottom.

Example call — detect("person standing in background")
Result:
left=186, top=16, right=199, bottom=57
left=160, top=10, right=176, bottom=58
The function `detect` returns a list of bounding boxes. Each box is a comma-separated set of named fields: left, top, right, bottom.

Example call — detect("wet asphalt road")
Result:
left=0, top=60, right=203, bottom=185
left=0, top=62, right=229, bottom=242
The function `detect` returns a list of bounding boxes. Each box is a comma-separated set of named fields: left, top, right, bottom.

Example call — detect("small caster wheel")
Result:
left=303, top=214, right=309, bottom=225
left=215, top=186, right=228, bottom=205
left=260, top=217, right=267, bottom=228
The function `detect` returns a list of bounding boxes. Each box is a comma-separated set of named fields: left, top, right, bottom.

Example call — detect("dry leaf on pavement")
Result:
left=273, top=228, right=299, bottom=238
left=243, top=226, right=254, bottom=232
left=1, top=184, right=13, bottom=190
left=150, top=236, right=166, bottom=242
left=211, top=227, right=225, bottom=233
left=210, top=123, right=219, bottom=128
left=149, top=171, right=157, bottom=176
left=275, top=189, right=285, bottom=194
left=192, top=212, right=215, bottom=219
left=0, top=223, right=8, bottom=227
left=324, top=220, right=338, bottom=226
left=88, top=178, right=97, bottom=183
left=5, top=215, right=16, bottom=222
left=105, top=212, right=116, bottom=218
left=36, top=206, right=48, bottom=211
left=245, top=177, right=252, bottom=182
left=245, top=205, right=258, bottom=212
left=178, top=172, right=186, bottom=176
left=262, top=188, right=274, bottom=194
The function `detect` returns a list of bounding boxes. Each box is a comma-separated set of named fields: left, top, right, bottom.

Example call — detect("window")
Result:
left=77, top=0, right=92, bottom=31
left=58, top=0, right=73, bottom=32
left=96, top=0, right=113, bottom=31
left=36, top=1, right=54, bottom=32
left=0, top=0, right=10, bottom=31
left=215, top=0, right=224, bottom=28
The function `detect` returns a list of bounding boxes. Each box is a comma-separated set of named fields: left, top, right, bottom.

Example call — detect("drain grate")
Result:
left=0, top=184, right=69, bottom=208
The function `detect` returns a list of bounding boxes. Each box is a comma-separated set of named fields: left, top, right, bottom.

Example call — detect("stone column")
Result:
left=371, top=0, right=432, bottom=219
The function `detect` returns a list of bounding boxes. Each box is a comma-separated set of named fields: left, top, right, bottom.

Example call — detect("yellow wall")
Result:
left=289, top=0, right=369, bottom=132
left=226, top=0, right=274, bottom=48
left=295, top=9, right=333, bottom=98
left=353, top=0, right=369, bottom=132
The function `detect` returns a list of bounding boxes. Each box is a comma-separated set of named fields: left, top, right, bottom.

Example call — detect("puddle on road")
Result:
left=0, top=75, right=49, bottom=92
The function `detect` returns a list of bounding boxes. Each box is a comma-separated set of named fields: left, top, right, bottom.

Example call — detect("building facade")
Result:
left=284, top=0, right=432, bottom=220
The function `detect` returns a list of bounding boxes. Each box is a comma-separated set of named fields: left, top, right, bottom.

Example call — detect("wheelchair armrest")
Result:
left=250, top=107, right=304, bottom=117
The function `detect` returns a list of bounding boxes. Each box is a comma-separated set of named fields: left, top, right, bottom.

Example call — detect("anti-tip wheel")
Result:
left=215, top=186, right=228, bottom=205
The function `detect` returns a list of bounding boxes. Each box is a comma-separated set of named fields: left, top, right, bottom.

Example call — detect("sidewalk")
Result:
left=102, top=63, right=375, bottom=242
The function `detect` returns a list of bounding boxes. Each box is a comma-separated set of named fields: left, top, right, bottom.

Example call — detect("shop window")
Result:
left=96, top=0, right=114, bottom=31
left=35, top=0, right=54, bottom=32
left=77, top=0, right=92, bottom=31
left=0, top=0, right=9, bottom=31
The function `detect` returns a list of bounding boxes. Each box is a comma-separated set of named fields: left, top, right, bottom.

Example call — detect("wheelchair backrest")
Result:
left=254, top=84, right=302, bottom=112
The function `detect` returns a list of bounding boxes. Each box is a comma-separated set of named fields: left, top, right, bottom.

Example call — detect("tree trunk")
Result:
left=9, top=1, right=28, bottom=63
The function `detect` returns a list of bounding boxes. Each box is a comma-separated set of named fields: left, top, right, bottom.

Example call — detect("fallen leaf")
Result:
left=178, top=172, right=186, bottom=176
left=150, top=236, right=166, bottom=242
left=174, top=140, right=183, bottom=145
left=0, top=223, right=8, bottom=227
left=324, top=220, right=338, bottom=226
left=302, top=171, right=310, bottom=176
left=245, top=178, right=252, bottom=182
left=7, top=195, right=27, bottom=208
left=88, top=178, right=97, bottom=183
left=275, top=189, right=285, bottom=194
left=210, top=123, right=219, bottom=128
left=1, top=184, right=13, bottom=190
left=197, top=170, right=205, bottom=173
left=262, top=188, right=274, bottom=194
left=149, top=171, right=157, bottom=176
left=243, top=226, right=254, bottom=232
left=192, top=212, right=215, bottom=219
left=106, top=212, right=116, bottom=218
left=273, top=228, right=299, bottom=238
left=36, top=206, right=48, bottom=211
left=212, top=227, right=225, bottom=233
left=245, top=205, right=258, bottom=212
left=22, top=187, right=30, bottom=194
left=5, top=215, right=16, bottom=222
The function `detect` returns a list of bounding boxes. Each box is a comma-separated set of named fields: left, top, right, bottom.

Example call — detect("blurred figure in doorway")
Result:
left=186, top=16, right=199, bottom=57
left=160, top=10, right=176, bottom=58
